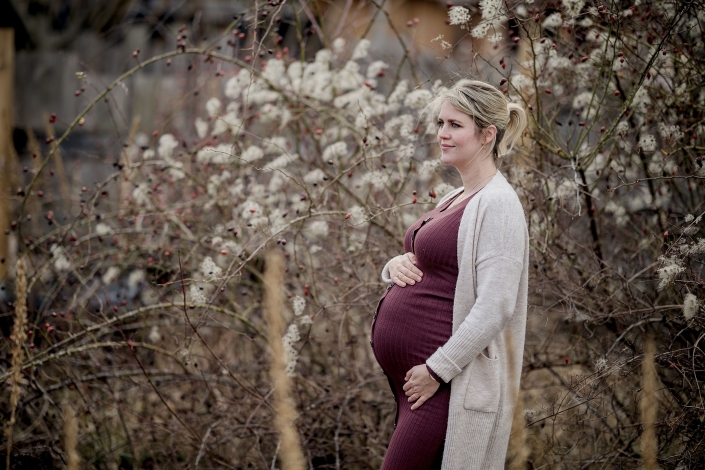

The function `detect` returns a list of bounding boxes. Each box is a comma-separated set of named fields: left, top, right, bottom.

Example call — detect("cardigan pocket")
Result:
left=463, top=346, right=500, bottom=412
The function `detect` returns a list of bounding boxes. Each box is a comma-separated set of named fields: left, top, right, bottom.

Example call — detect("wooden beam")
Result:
left=0, top=29, right=14, bottom=280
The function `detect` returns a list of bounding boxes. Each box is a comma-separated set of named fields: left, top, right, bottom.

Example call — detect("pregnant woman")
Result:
left=370, top=80, right=529, bottom=469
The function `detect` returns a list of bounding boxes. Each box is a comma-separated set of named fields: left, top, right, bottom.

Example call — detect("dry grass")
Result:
left=62, top=403, right=80, bottom=470
left=640, top=337, right=658, bottom=470
left=506, top=335, right=529, bottom=470
left=4, top=258, right=27, bottom=470
left=264, top=250, right=306, bottom=470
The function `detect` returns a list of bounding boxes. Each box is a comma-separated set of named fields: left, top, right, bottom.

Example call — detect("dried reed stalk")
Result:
left=263, top=251, right=305, bottom=470
left=43, top=113, right=71, bottom=214
left=25, top=127, right=44, bottom=234
left=62, top=403, right=80, bottom=470
left=5, top=258, right=27, bottom=470
left=506, top=335, right=529, bottom=470
left=641, top=337, right=658, bottom=469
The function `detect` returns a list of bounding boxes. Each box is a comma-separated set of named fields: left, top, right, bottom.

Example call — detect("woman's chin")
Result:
left=440, top=153, right=455, bottom=165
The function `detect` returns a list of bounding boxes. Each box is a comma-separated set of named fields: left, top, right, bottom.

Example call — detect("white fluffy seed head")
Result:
left=657, top=256, right=685, bottom=290
left=292, top=296, right=306, bottom=316
left=448, top=6, right=471, bottom=26
left=684, top=293, right=699, bottom=320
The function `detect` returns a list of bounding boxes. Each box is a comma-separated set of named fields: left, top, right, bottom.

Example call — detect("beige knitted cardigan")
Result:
left=381, top=171, right=529, bottom=469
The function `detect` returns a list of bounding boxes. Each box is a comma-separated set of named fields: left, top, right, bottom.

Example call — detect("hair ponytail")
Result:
left=497, top=102, right=527, bottom=159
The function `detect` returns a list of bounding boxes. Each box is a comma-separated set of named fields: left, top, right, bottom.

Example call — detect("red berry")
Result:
left=545, top=89, right=552, bottom=94
left=345, top=213, right=351, bottom=219
left=49, top=113, right=56, bottom=123
left=564, top=356, right=569, bottom=364
left=412, top=197, right=417, bottom=204
left=614, top=90, right=621, bottom=96
left=166, top=59, right=172, bottom=66
left=152, top=130, right=159, bottom=137
left=29, top=344, right=35, bottom=349
left=333, top=277, right=339, bottom=283
left=221, top=250, right=228, bottom=255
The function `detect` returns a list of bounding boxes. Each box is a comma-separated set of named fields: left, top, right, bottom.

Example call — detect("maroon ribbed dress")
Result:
left=370, top=190, right=475, bottom=470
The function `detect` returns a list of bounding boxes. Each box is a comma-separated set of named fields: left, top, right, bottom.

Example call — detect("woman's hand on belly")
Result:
left=389, top=253, right=423, bottom=287
left=403, top=364, right=440, bottom=410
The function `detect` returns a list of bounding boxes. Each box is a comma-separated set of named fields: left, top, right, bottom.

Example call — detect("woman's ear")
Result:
left=483, top=125, right=497, bottom=146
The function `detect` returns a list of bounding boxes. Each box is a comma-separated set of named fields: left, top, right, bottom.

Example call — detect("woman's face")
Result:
left=436, top=100, right=491, bottom=169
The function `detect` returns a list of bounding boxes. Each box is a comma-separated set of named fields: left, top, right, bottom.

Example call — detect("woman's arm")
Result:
left=425, top=255, right=524, bottom=382
left=426, top=190, right=528, bottom=383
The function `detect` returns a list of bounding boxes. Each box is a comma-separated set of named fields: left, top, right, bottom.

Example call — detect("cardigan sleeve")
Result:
left=425, top=255, right=524, bottom=382
left=381, top=258, right=397, bottom=284
left=425, top=189, right=527, bottom=383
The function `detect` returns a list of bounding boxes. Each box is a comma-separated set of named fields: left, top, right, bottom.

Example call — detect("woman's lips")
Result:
left=441, top=144, right=454, bottom=150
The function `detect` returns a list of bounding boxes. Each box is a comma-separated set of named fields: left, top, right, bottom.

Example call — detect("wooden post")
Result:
left=0, top=29, right=14, bottom=280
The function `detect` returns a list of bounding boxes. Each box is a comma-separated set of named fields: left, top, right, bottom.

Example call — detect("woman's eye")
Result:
left=437, top=121, right=443, bottom=127
left=451, top=123, right=460, bottom=128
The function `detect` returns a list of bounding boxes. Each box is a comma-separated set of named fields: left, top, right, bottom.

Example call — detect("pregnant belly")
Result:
left=371, top=284, right=453, bottom=377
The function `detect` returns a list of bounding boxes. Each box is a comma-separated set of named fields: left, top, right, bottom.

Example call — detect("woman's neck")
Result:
left=458, top=157, right=498, bottom=195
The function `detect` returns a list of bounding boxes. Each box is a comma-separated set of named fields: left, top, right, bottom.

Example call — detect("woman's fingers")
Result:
left=410, top=395, right=429, bottom=410
left=388, top=253, right=423, bottom=287
left=393, top=277, right=407, bottom=287
left=402, top=255, right=423, bottom=279
left=395, top=271, right=417, bottom=286
left=401, top=266, right=422, bottom=282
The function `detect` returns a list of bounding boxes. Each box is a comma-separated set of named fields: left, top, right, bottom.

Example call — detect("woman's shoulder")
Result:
left=476, top=173, right=523, bottom=210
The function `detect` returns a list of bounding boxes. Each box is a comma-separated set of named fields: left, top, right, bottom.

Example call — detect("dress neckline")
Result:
left=439, top=188, right=481, bottom=213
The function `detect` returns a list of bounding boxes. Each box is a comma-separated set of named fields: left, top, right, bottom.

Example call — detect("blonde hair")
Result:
left=427, top=79, right=527, bottom=160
